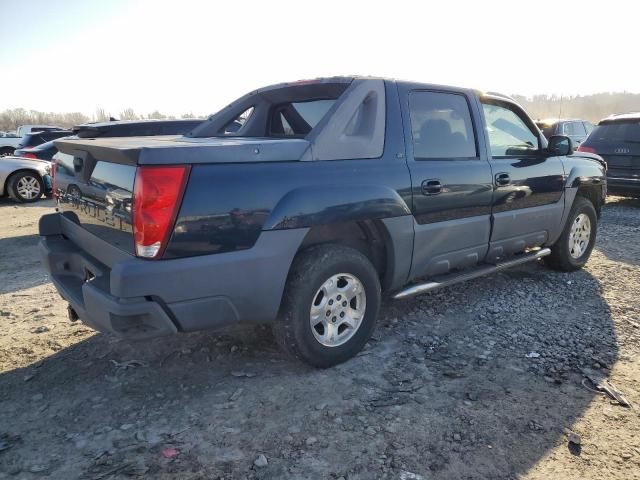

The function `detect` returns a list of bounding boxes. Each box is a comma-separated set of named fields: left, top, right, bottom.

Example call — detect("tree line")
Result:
left=511, top=92, right=640, bottom=122
left=0, top=108, right=203, bottom=132
left=1, top=92, right=640, bottom=132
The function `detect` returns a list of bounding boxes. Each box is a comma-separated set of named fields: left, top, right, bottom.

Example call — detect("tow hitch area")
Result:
left=67, top=304, right=79, bottom=322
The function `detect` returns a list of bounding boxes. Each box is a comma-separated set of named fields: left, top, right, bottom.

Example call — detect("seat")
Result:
left=417, top=119, right=455, bottom=158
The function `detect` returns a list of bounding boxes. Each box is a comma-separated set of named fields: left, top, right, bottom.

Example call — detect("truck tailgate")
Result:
left=53, top=135, right=309, bottom=255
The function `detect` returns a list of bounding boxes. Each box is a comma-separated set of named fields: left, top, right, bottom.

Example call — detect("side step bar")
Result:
left=393, top=248, right=551, bottom=300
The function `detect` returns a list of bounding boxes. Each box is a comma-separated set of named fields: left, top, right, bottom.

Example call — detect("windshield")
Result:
left=591, top=122, right=640, bottom=142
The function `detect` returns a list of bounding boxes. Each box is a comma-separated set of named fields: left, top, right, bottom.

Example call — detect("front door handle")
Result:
left=495, top=172, right=511, bottom=186
left=421, top=179, right=442, bottom=195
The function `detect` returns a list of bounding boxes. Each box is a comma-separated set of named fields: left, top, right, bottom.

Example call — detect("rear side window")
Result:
left=221, top=107, right=254, bottom=135
left=481, top=102, right=539, bottom=156
left=269, top=99, right=336, bottom=137
left=563, top=121, right=586, bottom=136
left=409, top=91, right=477, bottom=159
left=590, top=122, right=640, bottom=142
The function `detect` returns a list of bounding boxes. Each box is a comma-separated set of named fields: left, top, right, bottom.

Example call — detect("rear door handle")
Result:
left=495, top=172, right=511, bottom=186
left=421, top=179, right=442, bottom=195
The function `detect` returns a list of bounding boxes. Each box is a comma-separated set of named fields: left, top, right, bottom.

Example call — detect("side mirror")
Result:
left=547, top=135, right=573, bottom=156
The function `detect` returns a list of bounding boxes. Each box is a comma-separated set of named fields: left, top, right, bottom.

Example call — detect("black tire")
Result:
left=545, top=196, right=597, bottom=271
left=273, top=244, right=381, bottom=368
left=67, top=184, right=82, bottom=198
left=0, top=147, right=14, bottom=157
left=7, top=171, right=44, bottom=203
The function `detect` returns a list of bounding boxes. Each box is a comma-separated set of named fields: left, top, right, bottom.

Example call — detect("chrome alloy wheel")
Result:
left=310, top=273, right=366, bottom=347
left=569, top=213, right=591, bottom=259
left=16, top=175, right=41, bottom=200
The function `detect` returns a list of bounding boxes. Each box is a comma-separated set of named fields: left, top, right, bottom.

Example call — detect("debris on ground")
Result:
left=161, top=448, right=179, bottom=459
left=254, top=454, right=268, bottom=468
left=583, top=369, right=633, bottom=408
left=110, top=359, right=148, bottom=370
left=565, top=429, right=582, bottom=445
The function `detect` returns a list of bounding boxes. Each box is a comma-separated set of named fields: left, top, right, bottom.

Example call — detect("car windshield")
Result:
left=591, top=122, right=640, bottom=142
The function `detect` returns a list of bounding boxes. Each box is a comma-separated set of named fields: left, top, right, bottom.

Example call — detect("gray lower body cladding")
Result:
left=39, top=213, right=308, bottom=339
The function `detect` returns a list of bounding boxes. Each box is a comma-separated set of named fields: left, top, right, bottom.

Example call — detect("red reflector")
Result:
left=576, top=145, right=596, bottom=154
left=133, top=165, right=190, bottom=259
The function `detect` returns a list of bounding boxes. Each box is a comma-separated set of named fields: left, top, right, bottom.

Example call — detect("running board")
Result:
left=393, top=248, right=551, bottom=300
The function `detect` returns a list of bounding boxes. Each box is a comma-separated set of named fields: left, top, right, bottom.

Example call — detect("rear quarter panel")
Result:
left=165, top=159, right=412, bottom=258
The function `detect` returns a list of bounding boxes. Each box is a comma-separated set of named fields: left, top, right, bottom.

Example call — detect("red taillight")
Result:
left=132, top=165, right=190, bottom=259
left=22, top=153, right=37, bottom=159
left=576, top=145, right=596, bottom=154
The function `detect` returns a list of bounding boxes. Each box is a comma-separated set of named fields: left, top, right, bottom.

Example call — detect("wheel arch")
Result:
left=297, top=220, right=387, bottom=281
left=575, top=184, right=604, bottom=218
left=4, top=168, right=44, bottom=195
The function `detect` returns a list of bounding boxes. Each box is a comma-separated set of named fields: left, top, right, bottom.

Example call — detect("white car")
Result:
left=0, top=156, right=51, bottom=202
left=0, top=135, right=22, bottom=157
left=16, top=125, right=63, bottom=137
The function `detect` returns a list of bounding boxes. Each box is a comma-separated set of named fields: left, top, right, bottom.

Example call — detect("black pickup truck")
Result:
left=40, top=77, right=606, bottom=367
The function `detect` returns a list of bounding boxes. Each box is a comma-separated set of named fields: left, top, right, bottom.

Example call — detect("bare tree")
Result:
left=94, top=108, right=110, bottom=122
left=119, top=108, right=139, bottom=121
left=147, top=110, right=167, bottom=120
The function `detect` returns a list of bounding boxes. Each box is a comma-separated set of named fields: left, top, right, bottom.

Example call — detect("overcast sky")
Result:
left=0, top=0, right=637, bottom=117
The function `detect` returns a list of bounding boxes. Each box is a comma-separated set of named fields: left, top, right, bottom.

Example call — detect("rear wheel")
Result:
left=0, top=147, right=14, bottom=157
left=7, top=171, right=44, bottom=203
left=67, top=184, right=82, bottom=198
left=273, top=244, right=381, bottom=368
left=545, top=196, right=597, bottom=271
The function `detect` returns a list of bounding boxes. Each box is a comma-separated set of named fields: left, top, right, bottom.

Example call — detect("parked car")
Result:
left=0, top=135, right=22, bottom=156
left=0, top=156, right=51, bottom=202
left=1, top=127, right=67, bottom=156
left=16, top=125, right=64, bottom=137
left=53, top=119, right=206, bottom=196
left=14, top=140, right=59, bottom=161
left=16, top=130, right=72, bottom=151
left=73, top=118, right=204, bottom=138
left=536, top=119, right=594, bottom=147
left=40, top=77, right=606, bottom=367
left=578, top=112, right=640, bottom=197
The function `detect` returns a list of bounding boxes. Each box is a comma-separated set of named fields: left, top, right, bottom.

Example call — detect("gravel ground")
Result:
left=0, top=196, right=639, bottom=480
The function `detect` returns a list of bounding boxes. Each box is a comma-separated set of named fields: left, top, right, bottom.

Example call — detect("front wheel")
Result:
left=7, top=171, right=44, bottom=203
left=545, top=196, right=597, bottom=271
left=273, top=244, right=381, bottom=368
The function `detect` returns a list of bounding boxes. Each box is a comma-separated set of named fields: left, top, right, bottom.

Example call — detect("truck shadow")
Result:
left=0, top=234, right=51, bottom=294
left=596, top=197, right=640, bottom=266
left=0, top=263, right=619, bottom=479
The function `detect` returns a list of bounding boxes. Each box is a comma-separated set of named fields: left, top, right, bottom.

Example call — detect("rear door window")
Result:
left=408, top=91, right=477, bottom=159
left=565, top=121, right=586, bottom=136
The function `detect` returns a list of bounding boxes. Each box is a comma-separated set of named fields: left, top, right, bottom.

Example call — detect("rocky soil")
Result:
left=0, top=196, right=639, bottom=479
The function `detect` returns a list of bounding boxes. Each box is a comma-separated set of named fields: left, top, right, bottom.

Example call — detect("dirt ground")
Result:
left=0, top=196, right=639, bottom=480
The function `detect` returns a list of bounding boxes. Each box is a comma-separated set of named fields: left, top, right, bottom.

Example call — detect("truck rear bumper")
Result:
left=39, top=213, right=308, bottom=339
